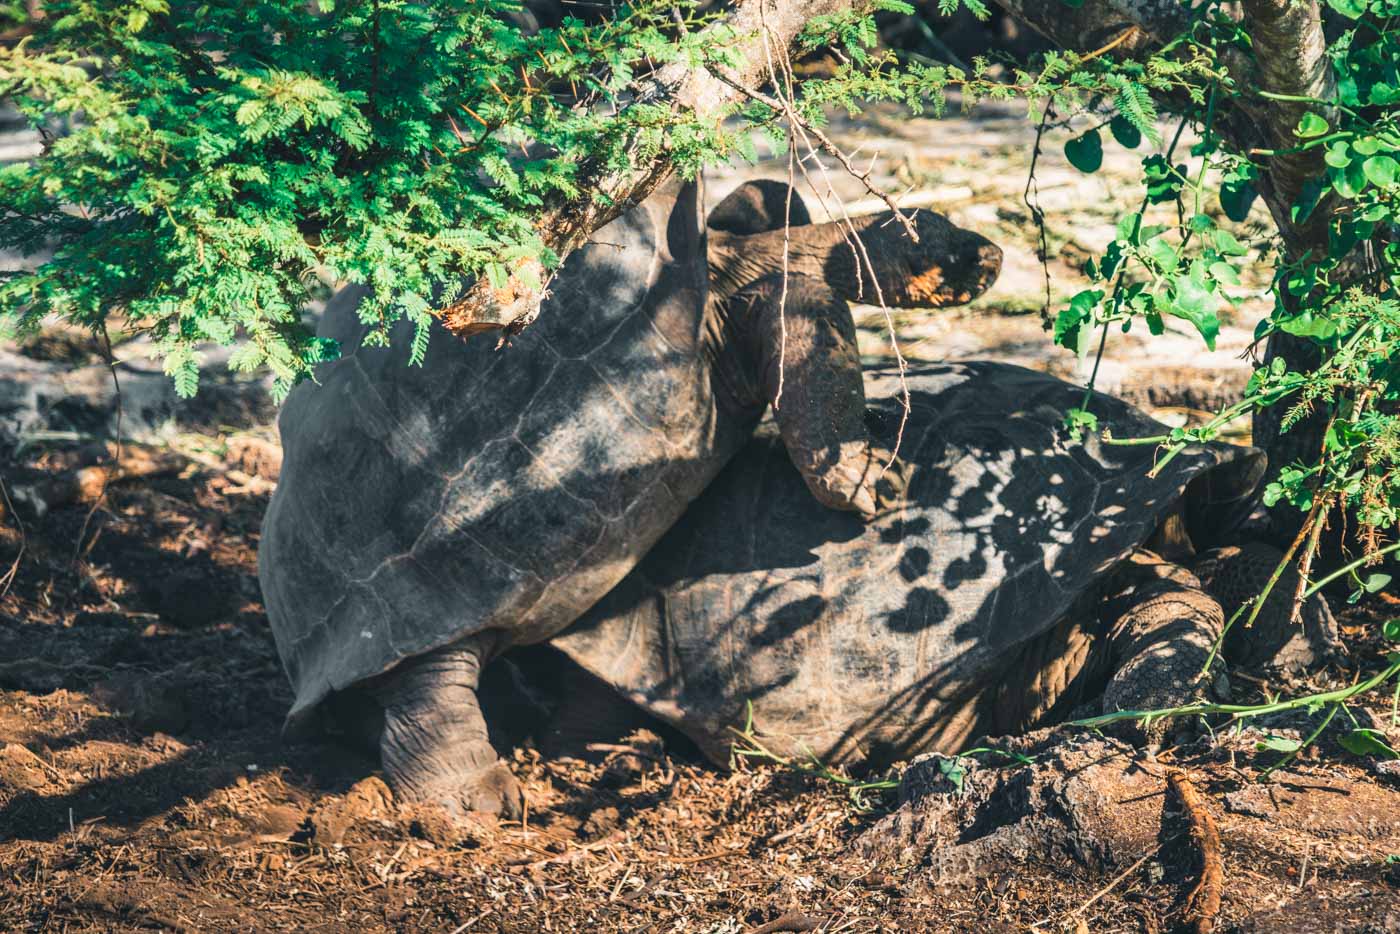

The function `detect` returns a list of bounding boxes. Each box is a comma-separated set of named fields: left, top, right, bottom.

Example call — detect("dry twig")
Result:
left=750, top=911, right=823, bottom=934
left=1168, top=769, right=1224, bottom=934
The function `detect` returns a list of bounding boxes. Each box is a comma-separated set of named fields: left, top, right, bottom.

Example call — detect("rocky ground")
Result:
left=2, top=103, right=1399, bottom=932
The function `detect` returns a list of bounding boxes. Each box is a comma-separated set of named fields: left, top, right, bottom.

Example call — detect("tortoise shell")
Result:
left=552, top=362, right=1262, bottom=765
left=259, top=181, right=762, bottom=727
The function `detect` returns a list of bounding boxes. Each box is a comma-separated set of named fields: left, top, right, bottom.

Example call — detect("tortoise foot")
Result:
left=379, top=706, right=525, bottom=819
left=389, top=756, right=524, bottom=820
left=1194, top=543, right=1342, bottom=671
left=374, top=640, right=523, bottom=820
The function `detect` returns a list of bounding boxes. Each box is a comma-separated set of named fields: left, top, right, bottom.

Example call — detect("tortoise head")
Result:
left=706, top=181, right=1002, bottom=308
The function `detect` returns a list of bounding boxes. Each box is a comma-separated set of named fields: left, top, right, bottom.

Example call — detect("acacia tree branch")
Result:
left=713, top=74, right=919, bottom=239
left=434, top=0, right=854, bottom=339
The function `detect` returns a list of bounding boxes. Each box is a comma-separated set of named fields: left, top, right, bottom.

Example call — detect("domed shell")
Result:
left=553, top=361, right=1262, bottom=765
left=259, top=182, right=755, bottom=727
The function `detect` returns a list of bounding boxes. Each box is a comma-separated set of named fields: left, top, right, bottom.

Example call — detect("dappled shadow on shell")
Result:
left=259, top=180, right=762, bottom=733
left=550, top=361, right=1257, bottom=771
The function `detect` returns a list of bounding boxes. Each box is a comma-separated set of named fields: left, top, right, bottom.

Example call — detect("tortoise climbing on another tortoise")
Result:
left=549, top=362, right=1340, bottom=767
left=259, top=179, right=1002, bottom=816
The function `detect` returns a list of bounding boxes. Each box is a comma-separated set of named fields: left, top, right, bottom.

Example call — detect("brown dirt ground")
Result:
left=2, top=439, right=1400, bottom=933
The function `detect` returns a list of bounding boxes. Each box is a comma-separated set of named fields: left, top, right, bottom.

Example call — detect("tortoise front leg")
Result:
left=371, top=634, right=523, bottom=819
left=1100, top=551, right=1227, bottom=746
left=737, top=272, right=903, bottom=519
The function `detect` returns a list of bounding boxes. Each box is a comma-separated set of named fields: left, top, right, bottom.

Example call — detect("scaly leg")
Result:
left=1100, top=551, right=1226, bottom=746
left=1194, top=542, right=1341, bottom=671
left=372, top=635, right=523, bottom=819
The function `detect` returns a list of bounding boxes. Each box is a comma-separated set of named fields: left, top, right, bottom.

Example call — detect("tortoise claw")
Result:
left=388, top=759, right=524, bottom=822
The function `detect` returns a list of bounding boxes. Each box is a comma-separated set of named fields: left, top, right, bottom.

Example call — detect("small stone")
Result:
left=1223, top=786, right=1274, bottom=818
left=1370, top=759, right=1400, bottom=784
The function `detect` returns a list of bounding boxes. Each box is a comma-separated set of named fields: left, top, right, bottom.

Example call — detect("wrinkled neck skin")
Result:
left=706, top=211, right=1002, bottom=310
left=699, top=210, right=1003, bottom=413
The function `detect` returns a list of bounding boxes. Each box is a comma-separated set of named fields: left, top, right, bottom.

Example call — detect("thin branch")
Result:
left=715, top=74, right=919, bottom=242
left=433, top=0, right=859, bottom=337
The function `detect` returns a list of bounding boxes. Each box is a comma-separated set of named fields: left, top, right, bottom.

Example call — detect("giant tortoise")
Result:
left=259, top=179, right=1003, bottom=816
left=548, top=362, right=1339, bottom=767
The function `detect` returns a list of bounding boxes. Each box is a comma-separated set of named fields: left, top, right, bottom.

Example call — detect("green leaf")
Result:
left=1220, top=177, right=1258, bottom=222
left=1109, top=115, right=1142, bottom=149
left=1213, top=228, right=1249, bottom=257
left=1279, top=312, right=1339, bottom=340
left=1116, top=213, right=1142, bottom=246
left=1256, top=735, right=1302, bottom=753
left=1065, top=129, right=1104, bottom=173
left=1362, top=155, right=1398, bottom=188
left=1324, top=142, right=1353, bottom=169
left=1383, top=620, right=1400, bottom=641
left=1142, top=154, right=1183, bottom=204
left=1055, top=289, right=1102, bottom=356
left=1167, top=263, right=1221, bottom=350
left=1363, top=573, right=1393, bottom=593
left=1295, top=112, right=1330, bottom=139
left=1208, top=261, right=1241, bottom=286
left=1339, top=729, right=1399, bottom=759
left=1331, top=159, right=1369, bottom=198
left=1326, top=0, right=1368, bottom=17
left=1371, top=83, right=1400, bottom=106
left=1146, top=237, right=1179, bottom=271
left=937, top=756, right=968, bottom=792
left=1065, top=407, right=1099, bottom=439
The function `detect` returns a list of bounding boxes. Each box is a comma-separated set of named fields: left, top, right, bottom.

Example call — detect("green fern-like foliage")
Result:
left=0, top=0, right=733, bottom=397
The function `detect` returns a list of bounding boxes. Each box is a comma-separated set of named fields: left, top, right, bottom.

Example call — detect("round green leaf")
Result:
left=1363, top=154, right=1398, bottom=188
left=1324, top=142, right=1352, bottom=169
left=1065, top=129, right=1104, bottom=173
left=1220, top=178, right=1258, bottom=222
left=1330, top=160, right=1368, bottom=198
left=1109, top=116, right=1142, bottom=150
left=1383, top=619, right=1400, bottom=641
left=1326, top=0, right=1368, bottom=18
left=1295, top=112, right=1330, bottom=139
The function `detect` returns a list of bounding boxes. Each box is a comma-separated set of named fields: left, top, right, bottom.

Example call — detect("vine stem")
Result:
left=1078, top=114, right=1190, bottom=412
left=1073, top=656, right=1400, bottom=730
left=1259, top=702, right=1338, bottom=779
left=1304, top=540, right=1400, bottom=596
